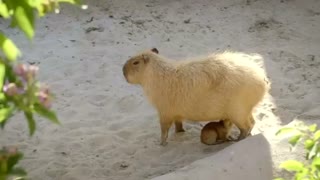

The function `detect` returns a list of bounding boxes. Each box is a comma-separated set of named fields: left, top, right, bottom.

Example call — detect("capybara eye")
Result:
left=133, top=61, right=140, bottom=65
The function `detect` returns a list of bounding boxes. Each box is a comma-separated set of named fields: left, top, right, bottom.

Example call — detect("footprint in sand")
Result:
left=116, top=95, right=142, bottom=113
left=111, top=161, right=130, bottom=171
left=88, top=94, right=109, bottom=107
left=108, top=121, right=128, bottom=131
left=115, top=130, right=133, bottom=140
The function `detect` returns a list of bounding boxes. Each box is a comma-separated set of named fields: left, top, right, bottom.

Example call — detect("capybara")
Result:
left=122, top=48, right=270, bottom=146
left=200, top=120, right=234, bottom=145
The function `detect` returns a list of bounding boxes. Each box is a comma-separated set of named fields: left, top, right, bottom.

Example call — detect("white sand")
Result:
left=0, top=0, right=319, bottom=179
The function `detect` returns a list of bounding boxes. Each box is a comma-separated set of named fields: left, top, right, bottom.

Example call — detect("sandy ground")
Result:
left=0, top=0, right=320, bottom=179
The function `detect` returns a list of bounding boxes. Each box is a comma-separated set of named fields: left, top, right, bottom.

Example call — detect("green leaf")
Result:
left=312, top=157, right=320, bottom=171
left=34, top=103, right=60, bottom=124
left=0, top=117, right=7, bottom=129
left=314, top=130, right=320, bottom=141
left=32, top=0, right=46, bottom=16
left=280, top=160, right=304, bottom=172
left=0, top=93, right=6, bottom=102
left=289, top=134, right=302, bottom=147
left=9, top=167, right=27, bottom=176
left=24, top=112, right=36, bottom=136
left=305, top=139, right=315, bottom=151
left=309, top=124, right=317, bottom=132
left=0, top=62, right=5, bottom=91
left=276, top=127, right=302, bottom=137
left=0, top=3, right=10, bottom=18
left=27, top=0, right=42, bottom=8
left=7, top=152, right=23, bottom=172
left=28, top=0, right=47, bottom=16
left=4, top=61, right=18, bottom=83
left=0, top=32, right=21, bottom=61
left=0, top=106, right=13, bottom=123
left=58, top=0, right=77, bottom=3
left=58, top=0, right=82, bottom=4
left=295, top=168, right=309, bottom=180
left=13, top=3, right=35, bottom=39
left=312, top=157, right=320, bottom=166
left=10, top=16, right=18, bottom=28
left=307, top=142, right=319, bottom=160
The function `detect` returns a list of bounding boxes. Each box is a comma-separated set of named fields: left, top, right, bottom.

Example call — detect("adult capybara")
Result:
left=122, top=48, right=270, bottom=146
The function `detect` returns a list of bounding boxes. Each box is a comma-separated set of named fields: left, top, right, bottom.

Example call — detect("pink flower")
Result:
left=14, top=63, right=39, bottom=81
left=14, top=63, right=27, bottom=76
left=40, top=85, right=50, bottom=95
left=3, top=83, right=18, bottom=96
left=29, top=65, right=39, bottom=77
left=5, top=146, right=17, bottom=156
left=37, top=86, right=52, bottom=109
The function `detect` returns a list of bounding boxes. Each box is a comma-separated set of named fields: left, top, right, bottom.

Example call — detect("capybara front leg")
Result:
left=160, top=120, right=173, bottom=146
left=175, top=121, right=185, bottom=133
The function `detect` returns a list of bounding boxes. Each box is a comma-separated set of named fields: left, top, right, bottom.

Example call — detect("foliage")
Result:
left=275, top=122, right=320, bottom=180
left=0, top=147, right=25, bottom=180
left=0, top=0, right=86, bottom=179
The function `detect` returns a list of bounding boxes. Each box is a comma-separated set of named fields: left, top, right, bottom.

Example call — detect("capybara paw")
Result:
left=236, top=135, right=247, bottom=142
left=226, top=136, right=237, bottom=141
left=175, top=128, right=185, bottom=133
left=160, top=141, right=168, bottom=146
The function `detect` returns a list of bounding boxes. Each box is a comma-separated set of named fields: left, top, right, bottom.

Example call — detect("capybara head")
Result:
left=122, top=48, right=159, bottom=84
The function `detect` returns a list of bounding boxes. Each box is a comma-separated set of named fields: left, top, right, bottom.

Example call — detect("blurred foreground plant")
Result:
left=275, top=122, right=320, bottom=180
left=0, top=0, right=86, bottom=179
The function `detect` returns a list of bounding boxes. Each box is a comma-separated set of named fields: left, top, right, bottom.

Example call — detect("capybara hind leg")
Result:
left=175, top=121, right=185, bottom=133
left=238, top=128, right=250, bottom=141
left=160, top=120, right=173, bottom=146
left=248, top=114, right=255, bottom=136
left=226, top=135, right=237, bottom=141
left=233, top=118, right=252, bottom=141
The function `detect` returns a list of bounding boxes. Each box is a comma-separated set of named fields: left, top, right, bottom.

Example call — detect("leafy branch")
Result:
left=275, top=122, right=320, bottom=180
left=0, top=0, right=86, bottom=179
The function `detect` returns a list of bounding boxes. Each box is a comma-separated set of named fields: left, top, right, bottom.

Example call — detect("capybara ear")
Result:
left=151, top=48, right=159, bottom=54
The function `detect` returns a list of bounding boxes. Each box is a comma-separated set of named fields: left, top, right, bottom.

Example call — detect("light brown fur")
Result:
left=122, top=48, right=270, bottom=146
left=200, top=120, right=234, bottom=145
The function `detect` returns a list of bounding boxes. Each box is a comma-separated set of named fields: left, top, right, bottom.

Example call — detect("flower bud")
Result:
left=5, top=146, right=17, bottom=156
left=38, top=90, right=52, bottom=109
left=3, top=83, right=18, bottom=96
left=28, top=65, right=39, bottom=78
left=14, top=64, right=40, bottom=81
left=14, top=63, right=27, bottom=76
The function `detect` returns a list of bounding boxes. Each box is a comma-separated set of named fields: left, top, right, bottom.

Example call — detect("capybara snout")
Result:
left=122, top=63, right=128, bottom=80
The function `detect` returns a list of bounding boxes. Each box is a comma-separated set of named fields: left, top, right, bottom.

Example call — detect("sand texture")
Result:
left=0, top=0, right=320, bottom=179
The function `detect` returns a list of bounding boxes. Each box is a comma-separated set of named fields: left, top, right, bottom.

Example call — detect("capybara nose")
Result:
left=122, top=64, right=127, bottom=78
